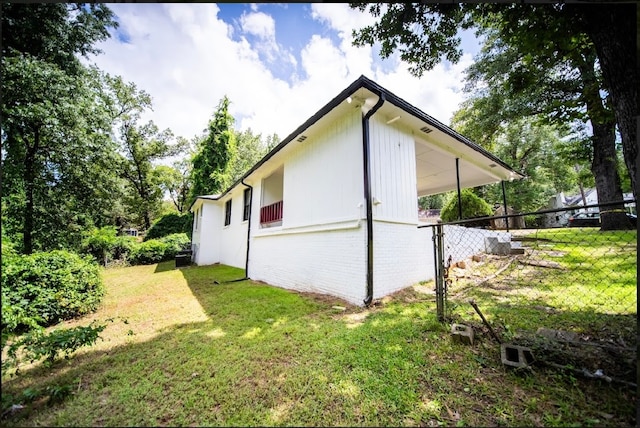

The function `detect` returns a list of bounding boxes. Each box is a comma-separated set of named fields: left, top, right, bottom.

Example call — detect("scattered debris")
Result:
left=472, top=254, right=485, bottom=263
left=501, top=343, right=535, bottom=368
left=331, top=305, right=346, bottom=311
left=451, top=323, right=474, bottom=345
left=520, top=259, right=564, bottom=269
left=468, top=299, right=503, bottom=344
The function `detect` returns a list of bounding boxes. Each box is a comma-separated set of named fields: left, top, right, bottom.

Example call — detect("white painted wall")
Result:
left=218, top=188, right=249, bottom=269
left=248, top=109, right=368, bottom=304
left=282, top=110, right=364, bottom=228
left=369, top=117, right=419, bottom=223
left=250, top=225, right=367, bottom=305
left=373, top=222, right=434, bottom=299
left=193, top=200, right=222, bottom=266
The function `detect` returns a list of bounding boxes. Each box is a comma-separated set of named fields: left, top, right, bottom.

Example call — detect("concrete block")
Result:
left=501, top=343, right=535, bottom=368
left=485, top=237, right=511, bottom=256
left=451, top=323, right=474, bottom=345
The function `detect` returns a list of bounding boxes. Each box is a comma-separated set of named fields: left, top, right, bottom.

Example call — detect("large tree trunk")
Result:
left=590, top=121, right=629, bottom=230
left=578, top=54, right=630, bottom=230
left=579, top=4, right=638, bottom=201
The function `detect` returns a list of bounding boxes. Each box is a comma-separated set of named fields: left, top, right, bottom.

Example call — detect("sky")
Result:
left=85, top=3, right=480, bottom=144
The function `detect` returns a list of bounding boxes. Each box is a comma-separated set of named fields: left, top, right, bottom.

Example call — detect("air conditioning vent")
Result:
left=420, top=126, right=433, bottom=134
left=296, top=135, right=307, bottom=142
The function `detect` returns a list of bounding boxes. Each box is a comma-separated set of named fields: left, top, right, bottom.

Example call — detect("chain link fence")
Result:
left=425, top=200, right=637, bottom=384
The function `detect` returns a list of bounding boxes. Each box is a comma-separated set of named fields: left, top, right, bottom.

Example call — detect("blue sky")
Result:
left=87, top=3, right=480, bottom=143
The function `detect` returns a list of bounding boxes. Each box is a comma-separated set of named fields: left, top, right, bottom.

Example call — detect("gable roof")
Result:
left=191, top=75, right=524, bottom=210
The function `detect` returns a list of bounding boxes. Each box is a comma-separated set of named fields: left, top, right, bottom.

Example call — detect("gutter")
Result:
left=362, top=92, right=386, bottom=306
left=240, top=178, right=253, bottom=279
left=188, top=75, right=523, bottom=213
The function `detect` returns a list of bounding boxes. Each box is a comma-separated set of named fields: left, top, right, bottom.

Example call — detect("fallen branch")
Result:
left=542, top=361, right=637, bottom=389
left=475, top=256, right=517, bottom=286
left=520, top=259, right=564, bottom=269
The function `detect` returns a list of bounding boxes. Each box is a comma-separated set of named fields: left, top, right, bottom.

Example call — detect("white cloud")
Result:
left=85, top=3, right=474, bottom=151
left=240, top=11, right=276, bottom=40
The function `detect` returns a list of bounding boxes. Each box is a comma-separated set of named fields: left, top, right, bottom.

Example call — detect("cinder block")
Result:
left=485, top=237, right=511, bottom=255
left=451, top=323, right=474, bottom=345
left=501, top=343, right=535, bottom=368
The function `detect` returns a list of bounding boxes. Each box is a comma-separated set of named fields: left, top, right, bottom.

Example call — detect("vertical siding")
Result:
left=283, top=109, right=364, bottom=228
left=369, top=117, right=418, bottom=223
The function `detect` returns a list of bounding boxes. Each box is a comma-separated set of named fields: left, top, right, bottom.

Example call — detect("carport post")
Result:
left=501, top=180, right=510, bottom=232
left=455, top=158, right=462, bottom=220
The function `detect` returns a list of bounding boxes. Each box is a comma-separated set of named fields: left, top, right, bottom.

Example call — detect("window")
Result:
left=224, top=200, right=232, bottom=226
left=243, top=188, right=251, bottom=221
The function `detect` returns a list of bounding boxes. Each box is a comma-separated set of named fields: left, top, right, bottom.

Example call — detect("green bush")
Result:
left=81, top=227, right=137, bottom=266
left=1, top=250, right=104, bottom=331
left=158, top=233, right=191, bottom=259
left=112, top=235, right=137, bottom=262
left=82, top=226, right=117, bottom=265
left=129, top=240, right=168, bottom=265
left=145, top=213, right=192, bottom=241
left=440, top=189, right=493, bottom=223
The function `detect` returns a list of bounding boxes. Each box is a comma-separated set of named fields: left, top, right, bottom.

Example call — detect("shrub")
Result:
left=440, top=189, right=493, bottom=223
left=145, top=213, right=193, bottom=241
left=1, top=250, right=104, bottom=330
left=82, top=226, right=118, bottom=265
left=112, top=235, right=137, bottom=263
left=158, top=233, right=191, bottom=259
left=129, top=240, right=168, bottom=265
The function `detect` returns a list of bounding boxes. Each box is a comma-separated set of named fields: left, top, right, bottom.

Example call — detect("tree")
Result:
left=118, top=122, right=179, bottom=230
left=228, top=128, right=272, bottom=184
left=102, top=75, right=185, bottom=230
left=190, top=96, right=237, bottom=202
left=458, top=11, right=627, bottom=228
left=1, top=3, right=117, bottom=74
left=418, top=194, right=444, bottom=210
left=156, top=157, right=192, bottom=214
left=351, top=3, right=633, bottom=229
left=1, top=56, right=119, bottom=253
left=478, top=119, right=577, bottom=213
left=440, top=189, right=493, bottom=223
left=1, top=3, right=118, bottom=253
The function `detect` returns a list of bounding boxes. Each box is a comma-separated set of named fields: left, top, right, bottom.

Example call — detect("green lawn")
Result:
left=2, top=254, right=636, bottom=426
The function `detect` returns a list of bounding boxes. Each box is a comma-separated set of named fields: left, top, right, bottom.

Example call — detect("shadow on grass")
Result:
left=2, top=264, right=637, bottom=427
left=153, top=260, right=175, bottom=273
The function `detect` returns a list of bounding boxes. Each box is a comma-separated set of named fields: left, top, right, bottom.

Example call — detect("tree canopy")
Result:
left=352, top=2, right=636, bottom=228
left=189, top=96, right=237, bottom=202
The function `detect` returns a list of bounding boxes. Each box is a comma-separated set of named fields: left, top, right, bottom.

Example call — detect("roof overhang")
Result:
left=189, top=75, right=524, bottom=210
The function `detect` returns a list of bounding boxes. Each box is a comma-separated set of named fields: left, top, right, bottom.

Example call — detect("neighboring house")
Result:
left=543, top=189, right=636, bottom=228
left=190, top=76, right=522, bottom=306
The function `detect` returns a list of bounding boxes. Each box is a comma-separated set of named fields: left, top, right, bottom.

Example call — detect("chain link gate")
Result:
left=431, top=221, right=449, bottom=322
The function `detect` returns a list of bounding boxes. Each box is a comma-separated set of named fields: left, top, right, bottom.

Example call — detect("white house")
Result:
left=190, top=76, right=522, bottom=306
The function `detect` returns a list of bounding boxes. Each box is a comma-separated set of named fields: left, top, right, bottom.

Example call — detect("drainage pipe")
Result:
left=362, top=93, right=386, bottom=306
left=240, top=178, right=253, bottom=279
left=455, top=157, right=463, bottom=221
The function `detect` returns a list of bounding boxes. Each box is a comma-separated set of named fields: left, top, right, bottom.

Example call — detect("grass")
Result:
left=1, top=229, right=636, bottom=426
left=447, top=228, right=636, bottom=335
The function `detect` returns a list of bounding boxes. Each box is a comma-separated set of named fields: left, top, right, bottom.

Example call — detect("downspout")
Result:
left=240, top=178, right=253, bottom=279
left=362, top=93, right=386, bottom=306
left=455, top=158, right=463, bottom=221
left=501, top=180, right=510, bottom=232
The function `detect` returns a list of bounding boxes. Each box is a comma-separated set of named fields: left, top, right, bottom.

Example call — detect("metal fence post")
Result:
left=433, top=221, right=446, bottom=322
